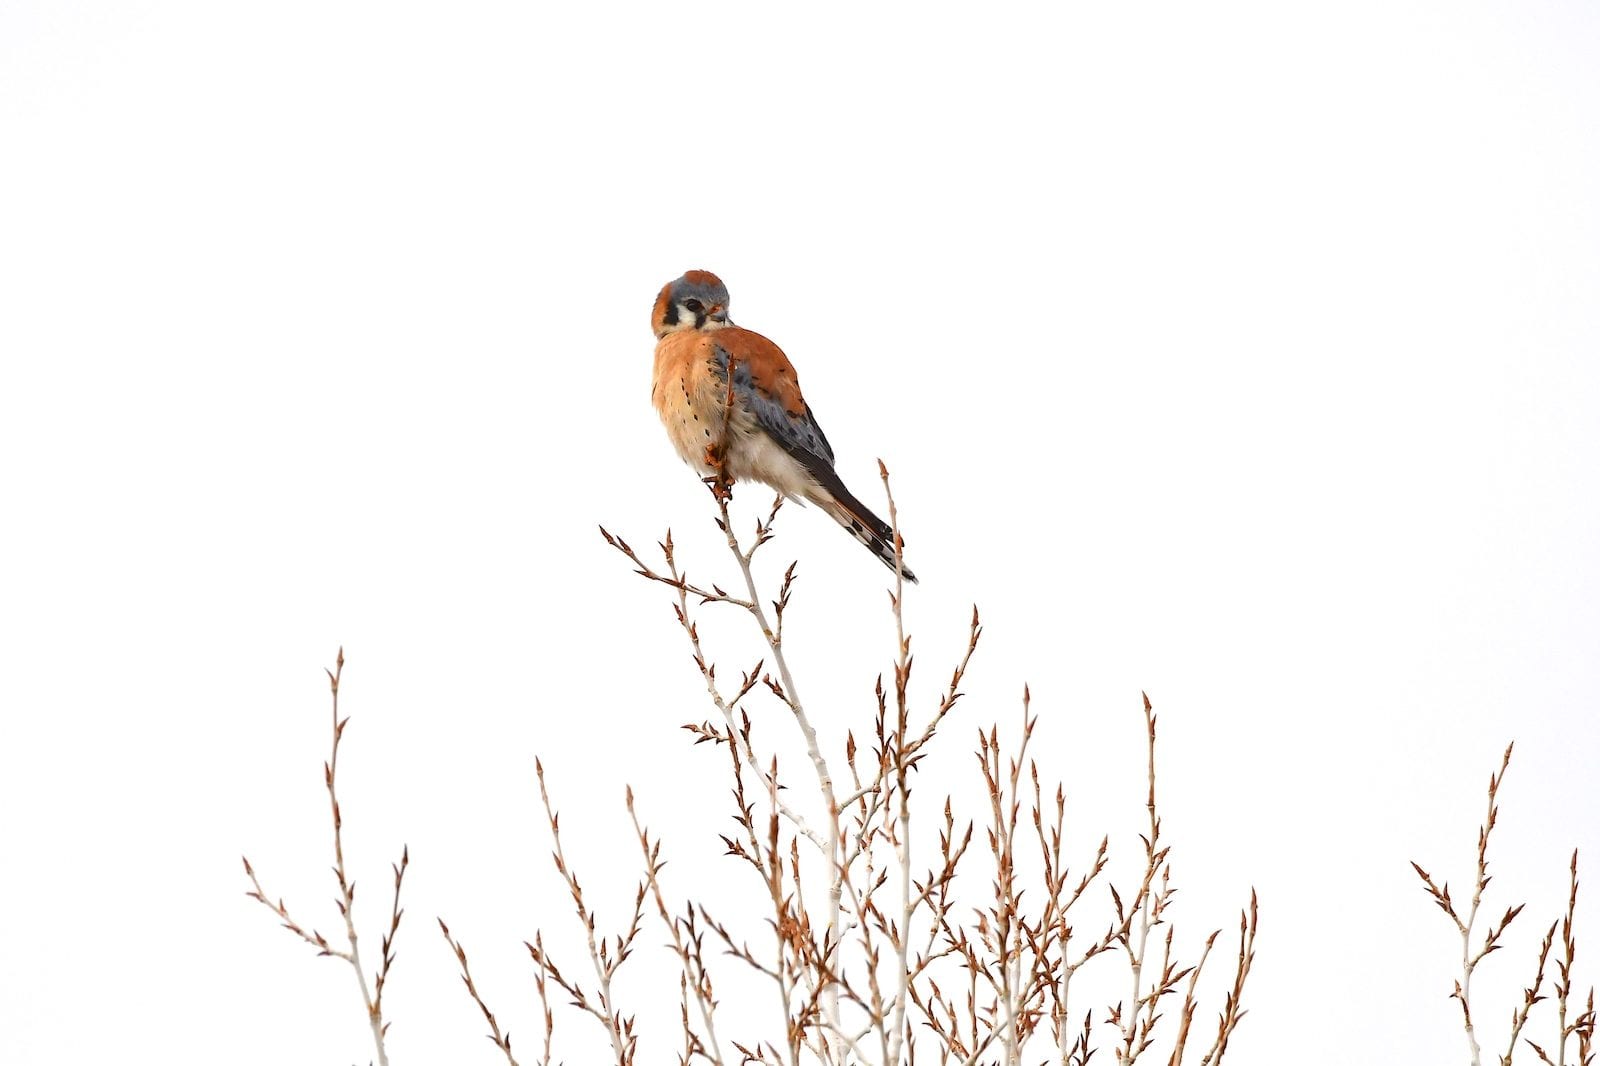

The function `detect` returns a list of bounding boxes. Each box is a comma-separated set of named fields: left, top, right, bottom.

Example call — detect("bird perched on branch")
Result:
left=650, top=269, right=917, bottom=583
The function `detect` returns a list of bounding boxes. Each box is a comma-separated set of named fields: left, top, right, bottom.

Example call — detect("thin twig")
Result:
left=440, top=919, right=523, bottom=1066
left=242, top=648, right=401, bottom=1066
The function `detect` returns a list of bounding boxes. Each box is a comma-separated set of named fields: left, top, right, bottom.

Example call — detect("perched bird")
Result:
left=650, top=270, right=917, bottom=583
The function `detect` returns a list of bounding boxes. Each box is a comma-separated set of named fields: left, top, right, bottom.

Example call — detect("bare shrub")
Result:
left=242, top=473, right=1258, bottom=1064
left=557, top=467, right=1260, bottom=1065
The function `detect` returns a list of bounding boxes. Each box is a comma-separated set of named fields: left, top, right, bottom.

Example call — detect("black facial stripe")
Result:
left=662, top=301, right=680, bottom=327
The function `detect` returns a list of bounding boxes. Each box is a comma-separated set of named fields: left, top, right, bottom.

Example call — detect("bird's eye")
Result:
left=684, top=298, right=704, bottom=314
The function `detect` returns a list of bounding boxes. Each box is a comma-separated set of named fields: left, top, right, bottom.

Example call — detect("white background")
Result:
left=2, top=2, right=1596, bottom=1063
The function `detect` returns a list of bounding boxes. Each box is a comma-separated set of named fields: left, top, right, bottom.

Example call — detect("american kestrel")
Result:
left=651, top=270, right=918, bottom=583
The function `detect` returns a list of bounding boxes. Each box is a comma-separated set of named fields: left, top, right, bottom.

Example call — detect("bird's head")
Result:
left=652, top=270, right=731, bottom=338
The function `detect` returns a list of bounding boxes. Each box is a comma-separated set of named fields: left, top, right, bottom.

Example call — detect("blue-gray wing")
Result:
left=711, top=337, right=837, bottom=477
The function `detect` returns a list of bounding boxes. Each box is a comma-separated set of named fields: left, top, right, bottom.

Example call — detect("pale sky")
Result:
left=2, top=3, right=1597, bottom=1064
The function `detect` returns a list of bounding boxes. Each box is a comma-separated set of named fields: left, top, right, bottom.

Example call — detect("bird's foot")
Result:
left=702, top=444, right=733, bottom=502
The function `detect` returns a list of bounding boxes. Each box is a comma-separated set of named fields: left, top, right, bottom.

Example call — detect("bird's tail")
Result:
left=820, top=487, right=919, bottom=584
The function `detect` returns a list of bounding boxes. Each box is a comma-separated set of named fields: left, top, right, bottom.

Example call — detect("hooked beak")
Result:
left=706, top=303, right=727, bottom=323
